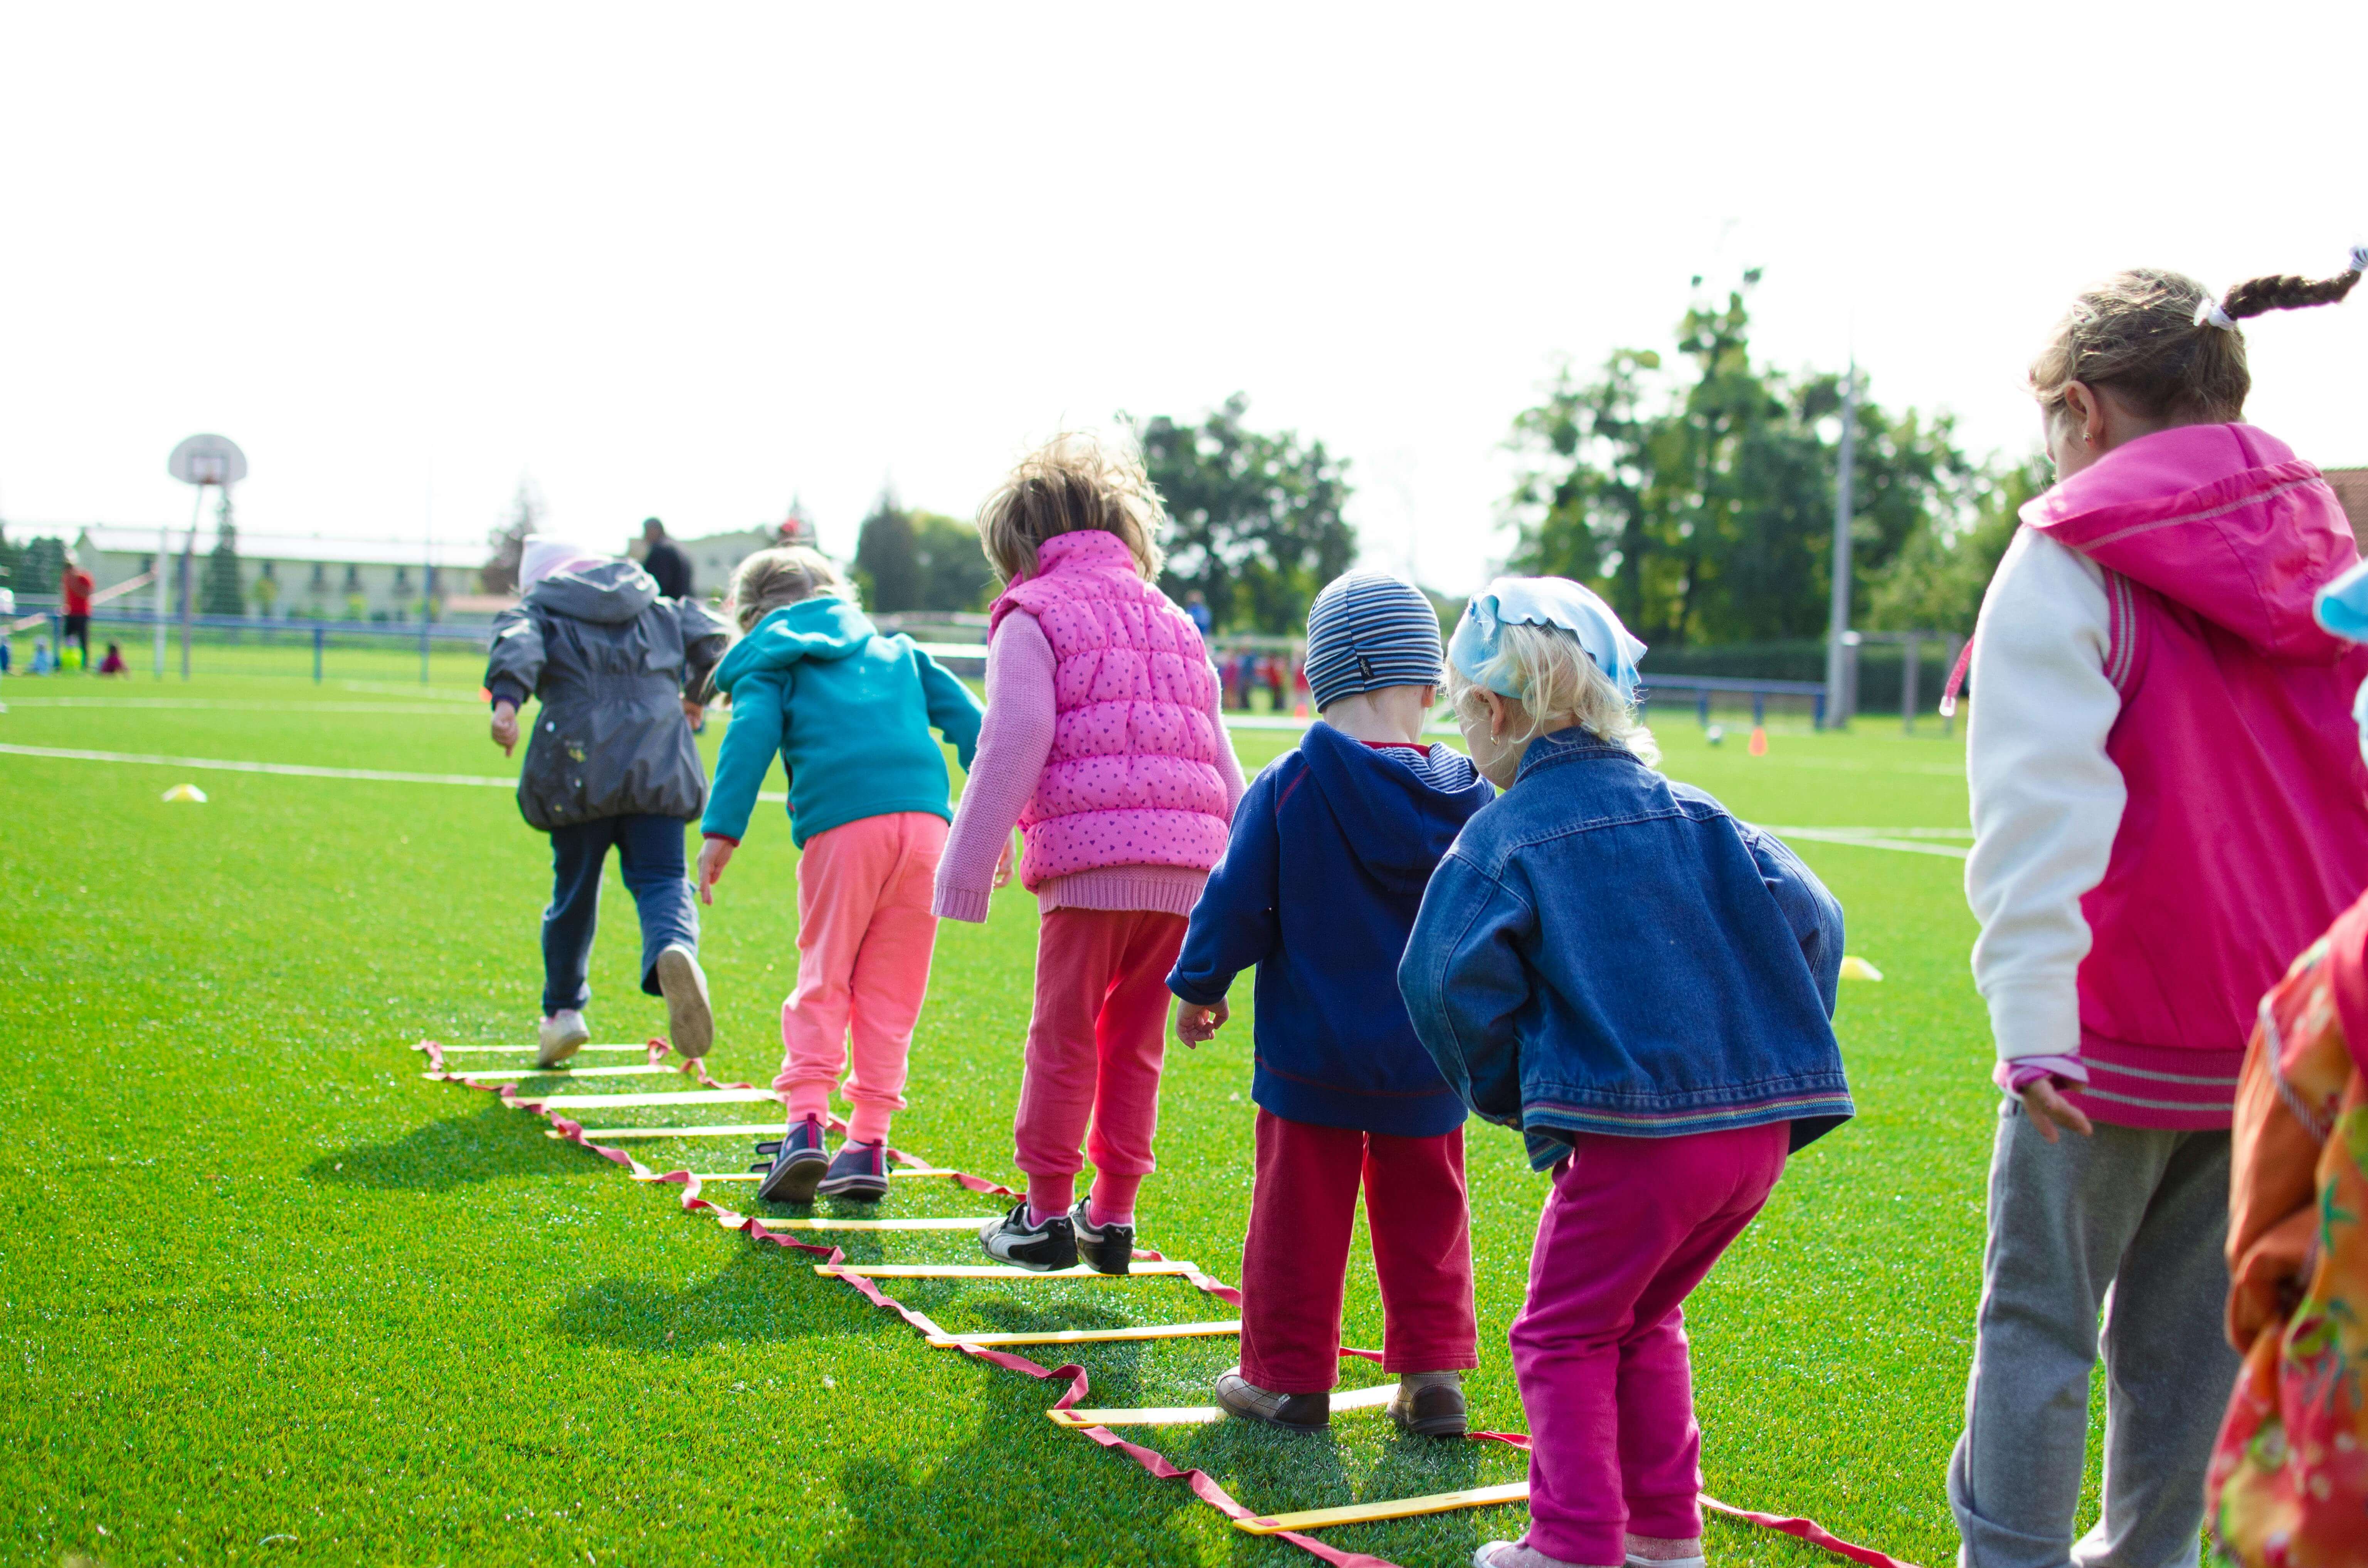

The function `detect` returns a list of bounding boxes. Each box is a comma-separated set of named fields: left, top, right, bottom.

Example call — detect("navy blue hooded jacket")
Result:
left=1167, top=722, right=1494, bottom=1136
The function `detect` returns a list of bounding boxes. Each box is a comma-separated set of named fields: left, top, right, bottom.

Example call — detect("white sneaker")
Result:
left=653, top=944, right=713, bottom=1059
left=537, top=1009, right=590, bottom=1069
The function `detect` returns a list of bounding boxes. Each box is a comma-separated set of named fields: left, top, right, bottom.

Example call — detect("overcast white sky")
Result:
left=4, top=3, right=2365, bottom=594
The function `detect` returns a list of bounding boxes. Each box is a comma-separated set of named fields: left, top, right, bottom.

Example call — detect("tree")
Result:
left=1508, top=274, right=1985, bottom=646
left=482, top=477, right=546, bottom=595
left=1138, top=395, right=1356, bottom=634
left=1, top=529, right=66, bottom=598
left=1866, top=451, right=2050, bottom=633
left=200, top=492, right=244, bottom=617
left=910, top=510, right=994, bottom=612
left=855, top=492, right=922, bottom=611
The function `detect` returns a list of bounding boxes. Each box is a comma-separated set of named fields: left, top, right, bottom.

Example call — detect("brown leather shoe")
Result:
left=1388, top=1378, right=1468, bottom=1437
left=1214, top=1371, right=1330, bottom=1432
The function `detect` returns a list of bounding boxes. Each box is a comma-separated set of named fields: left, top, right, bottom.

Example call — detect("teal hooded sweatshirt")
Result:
left=702, top=598, right=984, bottom=849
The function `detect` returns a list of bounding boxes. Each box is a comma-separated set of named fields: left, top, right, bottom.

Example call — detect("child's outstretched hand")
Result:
left=1175, top=999, right=1229, bottom=1047
left=490, top=700, right=520, bottom=756
left=696, top=837, right=734, bottom=905
left=993, top=831, right=1019, bottom=890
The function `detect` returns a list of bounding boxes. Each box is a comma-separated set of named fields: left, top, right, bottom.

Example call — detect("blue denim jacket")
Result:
left=1399, top=729, right=1851, bottom=1168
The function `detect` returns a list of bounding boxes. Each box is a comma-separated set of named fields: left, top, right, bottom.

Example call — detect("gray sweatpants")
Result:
left=1948, top=1099, right=2236, bottom=1568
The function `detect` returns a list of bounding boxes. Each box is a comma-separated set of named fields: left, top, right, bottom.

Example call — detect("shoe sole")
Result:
left=536, top=1020, right=590, bottom=1070
left=1077, top=1240, right=1132, bottom=1276
left=1215, top=1390, right=1329, bottom=1434
left=654, top=947, right=713, bottom=1058
left=815, top=1172, right=888, bottom=1200
left=757, top=1154, right=827, bottom=1204
left=1391, top=1412, right=1469, bottom=1438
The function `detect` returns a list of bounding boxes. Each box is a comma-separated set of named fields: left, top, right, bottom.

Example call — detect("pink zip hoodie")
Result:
left=1995, top=424, right=2368, bottom=1129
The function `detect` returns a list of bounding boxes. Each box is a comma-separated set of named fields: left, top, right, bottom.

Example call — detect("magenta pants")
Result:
left=775, top=812, right=946, bottom=1145
left=1512, top=1123, right=1788, bottom=1565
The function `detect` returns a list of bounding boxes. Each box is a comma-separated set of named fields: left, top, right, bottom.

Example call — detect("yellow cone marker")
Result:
left=1839, top=955, right=1884, bottom=981
left=161, top=783, right=208, bottom=803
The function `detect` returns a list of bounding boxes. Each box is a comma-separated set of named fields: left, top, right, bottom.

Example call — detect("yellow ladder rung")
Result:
left=816, top=1261, right=1196, bottom=1279
left=1232, top=1481, right=1530, bottom=1534
left=1048, top=1384, right=1397, bottom=1428
left=924, top=1319, right=1240, bottom=1348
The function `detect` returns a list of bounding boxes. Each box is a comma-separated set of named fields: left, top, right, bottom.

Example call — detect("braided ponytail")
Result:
left=2221, top=262, right=2363, bottom=320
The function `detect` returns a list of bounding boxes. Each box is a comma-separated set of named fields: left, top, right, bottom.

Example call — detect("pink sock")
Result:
left=1027, top=1173, right=1075, bottom=1228
left=846, top=1103, right=894, bottom=1146
left=785, top=1085, right=832, bottom=1127
left=1088, top=1173, right=1141, bottom=1229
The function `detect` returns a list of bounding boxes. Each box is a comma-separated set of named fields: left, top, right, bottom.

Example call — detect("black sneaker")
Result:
left=978, top=1201, right=1077, bottom=1271
left=1068, top=1199, right=1133, bottom=1275
left=753, top=1116, right=828, bottom=1203
left=817, top=1139, right=889, bottom=1200
left=1387, top=1375, right=1469, bottom=1437
left=1214, top=1370, right=1330, bottom=1432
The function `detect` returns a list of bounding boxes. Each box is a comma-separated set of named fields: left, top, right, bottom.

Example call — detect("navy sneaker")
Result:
left=1068, top=1199, right=1133, bottom=1275
left=753, top=1115, right=828, bottom=1203
left=817, top=1139, right=889, bottom=1201
left=978, top=1201, right=1077, bottom=1271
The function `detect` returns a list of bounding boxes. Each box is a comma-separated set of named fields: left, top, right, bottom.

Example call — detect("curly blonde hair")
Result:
left=1446, top=620, right=1658, bottom=768
left=975, top=431, right=1167, bottom=584
left=727, top=546, right=853, bottom=632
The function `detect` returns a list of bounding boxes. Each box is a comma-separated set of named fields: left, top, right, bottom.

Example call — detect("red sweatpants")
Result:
left=1012, top=908, right=1187, bottom=1207
left=1240, top=1109, right=1479, bottom=1393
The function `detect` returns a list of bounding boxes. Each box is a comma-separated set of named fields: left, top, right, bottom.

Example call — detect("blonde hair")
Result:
left=975, top=431, right=1167, bottom=584
left=727, top=546, right=853, bottom=632
left=2030, top=261, right=2361, bottom=426
left=1446, top=620, right=1658, bottom=768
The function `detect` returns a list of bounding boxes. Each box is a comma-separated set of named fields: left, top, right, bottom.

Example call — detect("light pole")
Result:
left=1821, top=363, right=1858, bottom=729
left=166, top=435, right=248, bottom=682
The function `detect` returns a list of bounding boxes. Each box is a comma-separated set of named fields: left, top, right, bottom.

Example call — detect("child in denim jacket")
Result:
left=1400, top=578, right=1851, bottom=1568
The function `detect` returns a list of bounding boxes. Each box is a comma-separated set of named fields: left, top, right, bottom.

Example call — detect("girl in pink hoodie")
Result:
left=1952, top=254, right=2368, bottom=1568
left=935, top=433, right=1245, bottom=1274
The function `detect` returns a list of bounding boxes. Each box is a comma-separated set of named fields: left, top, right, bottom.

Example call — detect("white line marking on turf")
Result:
left=0, top=743, right=518, bottom=787
left=1764, top=826, right=1971, bottom=859
left=3, top=698, right=480, bottom=715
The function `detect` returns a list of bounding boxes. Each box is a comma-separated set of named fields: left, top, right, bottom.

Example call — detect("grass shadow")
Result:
left=545, top=1245, right=881, bottom=1355
left=302, top=1102, right=584, bottom=1192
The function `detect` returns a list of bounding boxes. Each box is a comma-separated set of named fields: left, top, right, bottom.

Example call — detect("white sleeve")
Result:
left=1964, top=526, right=2126, bottom=1065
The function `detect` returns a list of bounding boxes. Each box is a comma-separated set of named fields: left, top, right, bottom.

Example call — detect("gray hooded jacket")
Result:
left=484, top=561, right=729, bottom=831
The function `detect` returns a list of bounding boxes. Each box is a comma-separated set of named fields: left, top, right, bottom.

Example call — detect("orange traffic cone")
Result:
left=1747, top=726, right=1768, bottom=756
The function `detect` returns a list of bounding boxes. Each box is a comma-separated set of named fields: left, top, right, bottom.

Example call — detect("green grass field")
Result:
left=1, top=664, right=2038, bottom=1567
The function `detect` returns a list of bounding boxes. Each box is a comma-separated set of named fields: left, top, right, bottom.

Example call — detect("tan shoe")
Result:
left=537, top=1009, right=590, bottom=1069
left=653, top=944, right=713, bottom=1059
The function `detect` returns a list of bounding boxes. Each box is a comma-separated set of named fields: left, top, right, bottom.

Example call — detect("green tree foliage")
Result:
left=201, top=496, right=245, bottom=618
left=854, top=493, right=994, bottom=613
left=1509, top=274, right=1996, bottom=645
left=1866, top=451, right=2051, bottom=633
left=0, top=528, right=68, bottom=598
left=1138, top=395, right=1356, bottom=634
left=482, top=477, right=546, bottom=595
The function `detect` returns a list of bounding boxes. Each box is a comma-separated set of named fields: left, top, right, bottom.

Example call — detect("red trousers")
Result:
left=1240, top=1109, right=1478, bottom=1393
left=1012, top=908, right=1186, bottom=1195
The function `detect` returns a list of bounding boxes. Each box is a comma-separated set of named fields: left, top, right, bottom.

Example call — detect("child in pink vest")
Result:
left=1953, top=255, right=2368, bottom=1568
left=935, top=432, right=1245, bottom=1273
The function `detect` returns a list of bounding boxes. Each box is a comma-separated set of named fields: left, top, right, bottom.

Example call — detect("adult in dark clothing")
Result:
left=640, top=518, right=693, bottom=601
left=61, top=553, right=94, bottom=665
left=486, top=535, right=729, bottom=1066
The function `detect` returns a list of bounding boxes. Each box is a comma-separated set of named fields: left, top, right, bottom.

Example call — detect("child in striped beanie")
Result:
left=1170, top=570, right=1495, bottom=1436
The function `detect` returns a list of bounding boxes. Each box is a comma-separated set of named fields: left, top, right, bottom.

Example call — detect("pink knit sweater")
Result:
left=933, top=610, right=1246, bottom=923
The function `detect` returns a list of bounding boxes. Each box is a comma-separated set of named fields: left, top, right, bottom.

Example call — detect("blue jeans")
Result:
left=542, top=814, right=699, bottom=1017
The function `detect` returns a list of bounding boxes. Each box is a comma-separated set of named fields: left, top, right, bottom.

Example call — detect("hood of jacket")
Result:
left=711, top=597, right=877, bottom=694
left=2023, top=423, right=2358, bottom=663
left=1297, top=721, right=1491, bottom=895
left=523, top=560, right=659, bottom=625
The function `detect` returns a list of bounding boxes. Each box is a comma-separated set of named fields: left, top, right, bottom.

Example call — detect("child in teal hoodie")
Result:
left=696, top=546, right=984, bottom=1202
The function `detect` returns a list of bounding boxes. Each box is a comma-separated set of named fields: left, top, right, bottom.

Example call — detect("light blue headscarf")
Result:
left=2312, top=558, right=2368, bottom=768
left=1448, top=576, right=1646, bottom=702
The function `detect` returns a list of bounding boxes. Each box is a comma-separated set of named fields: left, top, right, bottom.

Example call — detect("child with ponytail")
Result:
left=1952, top=253, right=2368, bottom=1567
left=699, top=546, right=984, bottom=1203
left=934, top=433, right=1245, bottom=1273
left=1401, top=579, right=1851, bottom=1568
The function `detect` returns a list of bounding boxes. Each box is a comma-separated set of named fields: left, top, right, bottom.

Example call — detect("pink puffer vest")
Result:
left=2029, top=424, right=2368, bottom=1129
left=988, top=531, right=1232, bottom=889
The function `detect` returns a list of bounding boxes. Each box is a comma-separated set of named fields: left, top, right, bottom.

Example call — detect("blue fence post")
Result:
left=313, top=624, right=325, bottom=684
left=1813, top=692, right=1826, bottom=728
left=1752, top=691, right=1766, bottom=726
left=1695, top=690, right=1709, bottom=728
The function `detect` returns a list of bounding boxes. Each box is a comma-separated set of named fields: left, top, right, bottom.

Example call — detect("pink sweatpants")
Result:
left=1512, top=1123, right=1788, bottom=1566
left=775, top=812, right=946, bottom=1146
left=1012, top=906, right=1187, bottom=1220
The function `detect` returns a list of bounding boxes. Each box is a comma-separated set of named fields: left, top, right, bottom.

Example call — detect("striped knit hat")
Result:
left=1303, top=571, right=1444, bottom=711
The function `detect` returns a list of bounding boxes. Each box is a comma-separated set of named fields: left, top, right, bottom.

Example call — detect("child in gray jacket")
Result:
left=486, top=534, right=730, bottom=1067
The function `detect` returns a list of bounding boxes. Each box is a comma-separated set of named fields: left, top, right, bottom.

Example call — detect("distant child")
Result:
left=1951, top=258, right=2368, bottom=1568
left=98, top=641, right=127, bottom=676
left=698, top=547, right=984, bottom=1202
left=486, top=534, right=729, bottom=1068
left=1401, top=579, right=1850, bottom=1568
left=935, top=432, right=1245, bottom=1273
left=1170, top=571, right=1493, bottom=1437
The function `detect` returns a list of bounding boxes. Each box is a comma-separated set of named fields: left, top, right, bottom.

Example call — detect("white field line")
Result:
left=2, top=698, right=480, bottom=715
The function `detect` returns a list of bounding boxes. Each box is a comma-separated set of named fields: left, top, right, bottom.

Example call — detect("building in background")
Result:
left=69, top=526, right=489, bottom=623
left=622, top=504, right=826, bottom=602
left=2327, top=469, right=2368, bottom=534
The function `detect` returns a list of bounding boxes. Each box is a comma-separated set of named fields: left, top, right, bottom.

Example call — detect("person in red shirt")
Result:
left=61, top=553, right=94, bottom=667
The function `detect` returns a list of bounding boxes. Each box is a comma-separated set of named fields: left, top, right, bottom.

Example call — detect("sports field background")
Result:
left=1, top=662, right=2084, bottom=1566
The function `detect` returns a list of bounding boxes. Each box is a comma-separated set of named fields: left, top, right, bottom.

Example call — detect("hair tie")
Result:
left=2192, top=294, right=2236, bottom=331
left=2350, top=243, right=2368, bottom=275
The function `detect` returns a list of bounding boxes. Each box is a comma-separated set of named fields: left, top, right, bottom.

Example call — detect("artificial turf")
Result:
left=1, top=656, right=2079, bottom=1566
